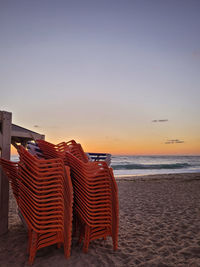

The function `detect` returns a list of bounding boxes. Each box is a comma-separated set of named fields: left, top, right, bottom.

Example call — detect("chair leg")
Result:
left=64, top=241, right=70, bottom=259
left=57, top=242, right=62, bottom=249
left=112, top=233, right=118, bottom=251
left=28, top=231, right=38, bottom=265
left=83, top=225, right=90, bottom=253
left=27, top=228, right=32, bottom=254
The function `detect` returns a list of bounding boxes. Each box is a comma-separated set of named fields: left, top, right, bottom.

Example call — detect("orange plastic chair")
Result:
left=37, top=139, right=89, bottom=163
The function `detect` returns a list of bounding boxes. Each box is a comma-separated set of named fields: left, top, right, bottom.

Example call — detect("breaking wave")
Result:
left=112, top=163, right=190, bottom=170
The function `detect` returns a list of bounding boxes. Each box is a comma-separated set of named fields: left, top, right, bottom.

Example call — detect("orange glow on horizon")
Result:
left=10, top=136, right=200, bottom=156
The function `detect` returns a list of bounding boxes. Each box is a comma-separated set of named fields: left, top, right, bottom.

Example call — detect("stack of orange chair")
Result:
left=64, top=151, right=118, bottom=252
left=36, top=139, right=119, bottom=252
left=0, top=158, right=19, bottom=202
left=4, top=146, right=73, bottom=265
left=37, top=139, right=89, bottom=163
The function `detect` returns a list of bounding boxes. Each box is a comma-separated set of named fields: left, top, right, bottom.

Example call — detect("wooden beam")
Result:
left=11, top=124, right=45, bottom=140
left=0, top=111, right=12, bottom=235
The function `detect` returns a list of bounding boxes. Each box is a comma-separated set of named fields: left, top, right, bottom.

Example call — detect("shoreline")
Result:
left=0, top=172, right=200, bottom=266
left=116, top=171, right=200, bottom=181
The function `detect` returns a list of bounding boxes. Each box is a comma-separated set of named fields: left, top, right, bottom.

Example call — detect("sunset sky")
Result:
left=1, top=0, right=200, bottom=155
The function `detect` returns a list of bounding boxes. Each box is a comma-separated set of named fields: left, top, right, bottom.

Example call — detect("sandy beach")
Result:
left=0, top=172, right=200, bottom=267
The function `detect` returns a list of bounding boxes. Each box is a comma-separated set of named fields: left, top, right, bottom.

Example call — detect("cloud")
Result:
left=158, top=119, right=168, bottom=122
left=33, top=125, right=58, bottom=129
left=152, top=119, right=168, bottom=123
left=164, top=139, right=184, bottom=144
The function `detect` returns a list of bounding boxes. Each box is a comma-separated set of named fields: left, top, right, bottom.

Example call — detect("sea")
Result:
left=111, top=155, right=200, bottom=177
left=11, top=155, right=200, bottom=178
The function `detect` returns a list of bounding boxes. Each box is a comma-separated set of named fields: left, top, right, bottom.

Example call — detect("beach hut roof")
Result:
left=11, top=123, right=45, bottom=147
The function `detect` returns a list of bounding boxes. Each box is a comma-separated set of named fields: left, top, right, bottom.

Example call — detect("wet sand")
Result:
left=0, top=173, right=200, bottom=266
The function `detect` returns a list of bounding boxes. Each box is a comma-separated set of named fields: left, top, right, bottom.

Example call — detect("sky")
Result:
left=1, top=0, right=200, bottom=155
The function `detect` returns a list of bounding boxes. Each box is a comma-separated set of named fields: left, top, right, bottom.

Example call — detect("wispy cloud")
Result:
left=152, top=119, right=168, bottom=123
left=164, top=139, right=184, bottom=144
left=33, top=125, right=59, bottom=129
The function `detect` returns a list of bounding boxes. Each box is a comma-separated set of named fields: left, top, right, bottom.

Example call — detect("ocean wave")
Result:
left=112, top=163, right=190, bottom=170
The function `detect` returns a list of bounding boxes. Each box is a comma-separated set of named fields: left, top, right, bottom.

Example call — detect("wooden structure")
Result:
left=0, top=111, right=44, bottom=235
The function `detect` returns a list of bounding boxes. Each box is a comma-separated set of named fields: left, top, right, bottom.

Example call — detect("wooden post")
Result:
left=0, top=111, right=12, bottom=235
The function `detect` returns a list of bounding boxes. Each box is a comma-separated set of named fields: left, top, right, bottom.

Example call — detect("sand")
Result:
left=0, top=172, right=200, bottom=266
